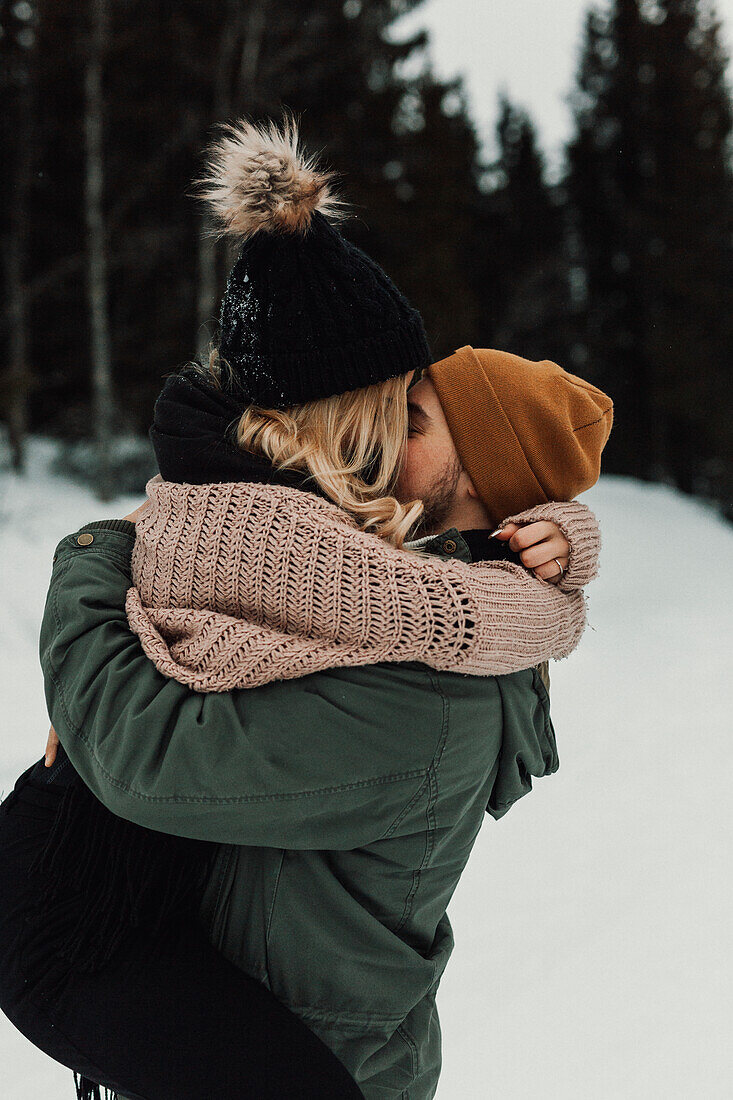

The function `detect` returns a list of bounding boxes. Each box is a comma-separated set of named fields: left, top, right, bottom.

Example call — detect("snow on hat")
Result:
left=192, top=115, right=431, bottom=408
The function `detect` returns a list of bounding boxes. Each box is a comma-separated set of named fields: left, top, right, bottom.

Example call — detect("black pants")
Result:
left=0, top=751, right=363, bottom=1099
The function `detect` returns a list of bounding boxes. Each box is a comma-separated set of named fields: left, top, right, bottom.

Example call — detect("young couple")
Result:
left=0, top=118, right=612, bottom=1100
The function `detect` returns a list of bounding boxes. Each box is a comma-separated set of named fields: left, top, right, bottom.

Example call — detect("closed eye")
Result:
left=407, top=399, right=430, bottom=435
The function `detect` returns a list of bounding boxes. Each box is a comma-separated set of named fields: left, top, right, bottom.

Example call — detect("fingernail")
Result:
left=489, top=526, right=503, bottom=538
left=44, top=755, right=50, bottom=767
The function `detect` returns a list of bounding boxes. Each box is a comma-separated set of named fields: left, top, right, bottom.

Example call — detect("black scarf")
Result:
left=149, top=367, right=329, bottom=496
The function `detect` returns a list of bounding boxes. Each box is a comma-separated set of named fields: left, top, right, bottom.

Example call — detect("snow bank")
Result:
left=1, top=443, right=730, bottom=1098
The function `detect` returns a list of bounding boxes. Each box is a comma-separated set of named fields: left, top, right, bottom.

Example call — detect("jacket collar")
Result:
left=406, top=527, right=522, bottom=567
left=405, top=527, right=471, bottom=563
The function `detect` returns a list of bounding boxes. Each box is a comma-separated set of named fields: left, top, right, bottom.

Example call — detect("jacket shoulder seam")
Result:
left=55, top=546, right=131, bottom=571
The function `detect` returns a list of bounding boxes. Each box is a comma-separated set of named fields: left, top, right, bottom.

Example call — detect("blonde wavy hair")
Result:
left=191, top=345, right=424, bottom=548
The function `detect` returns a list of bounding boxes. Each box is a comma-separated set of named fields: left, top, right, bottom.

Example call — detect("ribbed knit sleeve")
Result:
left=126, top=481, right=601, bottom=692
left=496, top=498, right=601, bottom=593
left=426, top=558, right=586, bottom=676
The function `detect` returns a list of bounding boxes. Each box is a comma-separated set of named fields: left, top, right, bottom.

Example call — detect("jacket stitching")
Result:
left=425, top=671, right=451, bottom=989
left=381, top=773, right=430, bottom=839
left=48, top=669, right=427, bottom=804
left=425, top=670, right=451, bottom=774
left=393, top=675, right=447, bottom=936
left=394, top=764, right=439, bottom=939
left=396, top=1025, right=419, bottom=1080
left=48, top=568, right=425, bottom=801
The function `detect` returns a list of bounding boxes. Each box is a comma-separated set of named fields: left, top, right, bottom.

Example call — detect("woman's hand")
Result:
left=45, top=725, right=59, bottom=767
left=493, top=521, right=569, bottom=584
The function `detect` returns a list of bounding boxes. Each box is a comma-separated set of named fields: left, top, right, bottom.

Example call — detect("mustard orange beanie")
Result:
left=427, top=346, right=614, bottom=527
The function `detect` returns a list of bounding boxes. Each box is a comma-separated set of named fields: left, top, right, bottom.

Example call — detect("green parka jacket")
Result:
left=41, top=521, right=561, bottom=1100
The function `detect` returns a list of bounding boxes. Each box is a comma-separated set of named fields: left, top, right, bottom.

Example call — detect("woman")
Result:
left=1, top=118, right=610, bottom=1099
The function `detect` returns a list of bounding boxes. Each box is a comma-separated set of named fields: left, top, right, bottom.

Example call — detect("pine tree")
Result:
left=0, top=0, right=38, bottom=469
left=348, top=69, right=483, bottom=355
left=567, top=0, right=733, bottom=508
left=2, top=0, right=486, bottom=441
left=84, top=0, right=115, bottom=500
left=647, top=0, right=733, bottom=501
left=470, top=93, right=570, bottom=363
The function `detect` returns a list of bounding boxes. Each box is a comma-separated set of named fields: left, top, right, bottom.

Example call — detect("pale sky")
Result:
left=393, top=0, right=733, bottom=174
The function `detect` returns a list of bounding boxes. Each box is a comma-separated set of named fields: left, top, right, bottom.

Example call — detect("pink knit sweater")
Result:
left=125, top=478, right=601, bottom=692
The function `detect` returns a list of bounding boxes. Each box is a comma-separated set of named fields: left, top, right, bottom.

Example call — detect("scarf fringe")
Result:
left=24, top=773, right=218, bottom=1004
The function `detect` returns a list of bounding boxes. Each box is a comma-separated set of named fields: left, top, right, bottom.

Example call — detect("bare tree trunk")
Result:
left=195, top=0, right=269, bottom=360
left=196, top=213, right=219, bottom=361
left=5, top=78, right=34, bottom=472
left=195, top=2, right=238, bottom=360
left=85, top=0, right=114, bottom=500
left=227, top=0, right=269, bottom=278
left=237, top=0, right=268, bottom=99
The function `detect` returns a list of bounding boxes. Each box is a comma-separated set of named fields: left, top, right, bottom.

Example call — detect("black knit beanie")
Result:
left=194, top=117, right=431, bottom=408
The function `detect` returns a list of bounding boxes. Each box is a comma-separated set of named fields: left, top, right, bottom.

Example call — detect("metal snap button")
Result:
left=77, top=532, right=94, bottom=546
left=442, top=538, right=457, bottom=554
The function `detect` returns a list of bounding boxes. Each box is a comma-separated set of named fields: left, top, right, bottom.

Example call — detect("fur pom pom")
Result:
left=192, top=115, right=347, bottom=239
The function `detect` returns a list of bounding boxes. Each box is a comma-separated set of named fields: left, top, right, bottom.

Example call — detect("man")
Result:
left=397, top=344, right=611, bottom=690
left=39, top=345, right=610, bottom=1099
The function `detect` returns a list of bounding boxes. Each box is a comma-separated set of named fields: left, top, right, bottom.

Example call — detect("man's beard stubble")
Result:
left=407, top=455, right=463, bottom=540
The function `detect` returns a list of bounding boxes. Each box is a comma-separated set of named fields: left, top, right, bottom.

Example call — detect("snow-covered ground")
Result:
left=1, top=441, right=731, bottom=1099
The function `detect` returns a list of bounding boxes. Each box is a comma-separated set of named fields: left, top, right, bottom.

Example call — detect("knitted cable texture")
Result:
left=126, top=479, right=601, bottom=692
